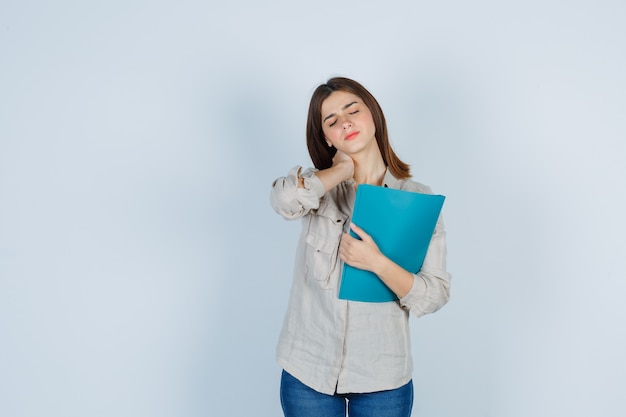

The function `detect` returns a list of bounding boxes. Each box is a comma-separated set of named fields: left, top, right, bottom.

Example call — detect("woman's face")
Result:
left=320, top=90, right=377, bottom=157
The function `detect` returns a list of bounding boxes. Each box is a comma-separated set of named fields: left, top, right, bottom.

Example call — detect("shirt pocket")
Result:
left=304, top=201, right=348, bottom=289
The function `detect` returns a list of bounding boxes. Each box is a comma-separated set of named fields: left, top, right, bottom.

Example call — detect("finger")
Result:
left=349, top=222, right=370, bottom=241
left=338, top=243, right=350, bottom=262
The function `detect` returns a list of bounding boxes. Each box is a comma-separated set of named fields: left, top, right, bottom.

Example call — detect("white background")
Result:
left=1, top=1, right=625, bottom=416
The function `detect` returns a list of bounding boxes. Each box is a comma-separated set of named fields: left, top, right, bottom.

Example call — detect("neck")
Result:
left=352, top=148, right=387, bottom=186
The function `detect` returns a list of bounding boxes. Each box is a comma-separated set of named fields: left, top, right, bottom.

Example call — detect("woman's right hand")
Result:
left=307, top=150, right=355, bottom=193
left=331, top=150, right=354, bottom=182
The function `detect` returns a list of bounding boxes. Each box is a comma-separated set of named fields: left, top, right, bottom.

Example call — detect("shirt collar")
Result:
left=382, top=167, right=403, bottom=189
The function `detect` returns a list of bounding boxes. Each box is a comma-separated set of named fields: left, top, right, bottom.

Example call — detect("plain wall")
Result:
left=1, top=1, right=625, bottom=416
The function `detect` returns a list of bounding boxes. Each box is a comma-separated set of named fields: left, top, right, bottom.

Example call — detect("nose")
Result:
left=341, top=117, right=353, bottom=130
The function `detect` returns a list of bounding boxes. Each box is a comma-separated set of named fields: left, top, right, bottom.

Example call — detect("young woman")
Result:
left=270, top=77, right=451, bottom=417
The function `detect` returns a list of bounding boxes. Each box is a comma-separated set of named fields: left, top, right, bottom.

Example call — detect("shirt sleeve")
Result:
left=398, top=214, right=451, bottom=317
left=270, top=166, right=325, bottom=220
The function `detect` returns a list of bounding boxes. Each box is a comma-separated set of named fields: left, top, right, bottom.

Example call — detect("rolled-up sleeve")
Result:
left=399, top=214, right=451, bottom=317
left=270, top=166, right=325, bottom=220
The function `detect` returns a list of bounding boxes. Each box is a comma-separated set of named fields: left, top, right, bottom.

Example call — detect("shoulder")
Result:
left=383, top=169, right=432, bottom=194
left=393, top=177, right=433, bottom=195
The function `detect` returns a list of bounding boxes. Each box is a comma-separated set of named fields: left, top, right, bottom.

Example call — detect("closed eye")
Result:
left=328, top=109, right=357, bottom=127
left=323, top=101, right=359, bottom=126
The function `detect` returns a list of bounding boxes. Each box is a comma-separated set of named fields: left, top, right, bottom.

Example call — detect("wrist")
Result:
left=370, top=252, right=389, bottom=276
left=334, top=160, right=354, bottom=181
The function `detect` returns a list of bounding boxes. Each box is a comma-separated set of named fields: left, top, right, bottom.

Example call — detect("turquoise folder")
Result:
left=338, top=184, right=445, bottom=303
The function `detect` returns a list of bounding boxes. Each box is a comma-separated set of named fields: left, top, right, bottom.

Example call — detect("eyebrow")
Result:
left=323, top=101, right=358, bottom=123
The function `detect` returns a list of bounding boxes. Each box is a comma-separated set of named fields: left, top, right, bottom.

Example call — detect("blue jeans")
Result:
left=280, top=370, right=414, bottom=417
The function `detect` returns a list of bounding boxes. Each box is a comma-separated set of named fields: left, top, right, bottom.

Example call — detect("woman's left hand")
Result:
left=339, top=223, right=383, bottom=272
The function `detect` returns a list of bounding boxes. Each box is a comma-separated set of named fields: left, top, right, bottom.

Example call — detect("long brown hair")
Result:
left=306, top=77, right=411, bottom=179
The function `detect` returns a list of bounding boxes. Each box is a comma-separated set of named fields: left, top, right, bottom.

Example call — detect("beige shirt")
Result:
left=270, top=166, right=451, bottom=395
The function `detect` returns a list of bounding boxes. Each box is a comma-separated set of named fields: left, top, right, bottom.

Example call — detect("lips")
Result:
left=345, top=131, right=359, bottom=141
